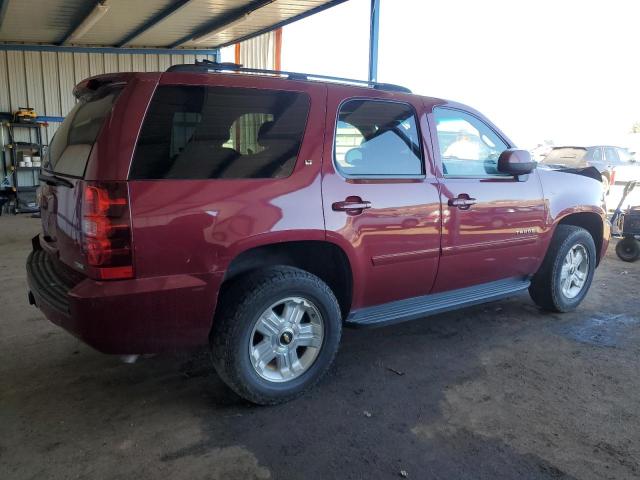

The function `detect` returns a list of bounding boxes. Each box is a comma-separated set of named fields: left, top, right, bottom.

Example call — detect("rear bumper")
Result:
left=27, top=236, right=222, bottom=354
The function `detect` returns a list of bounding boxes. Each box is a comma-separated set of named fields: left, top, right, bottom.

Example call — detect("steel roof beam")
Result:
left=168, top=0, right=276, bottom=49
left=0, top=43, right=218, bottom=56
left=115, top=0, right=195, bottom=47
left=59, top=0, right=109, bottom=45
left=368, top=0, right=380, bottom=82
left=211, top=0, right=349, bottom=50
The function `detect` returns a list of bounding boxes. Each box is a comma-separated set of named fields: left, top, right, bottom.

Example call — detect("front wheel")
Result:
left=529, top=225, right=596, bottom=312
left=616, top=237, right=640, bottom=262
left=211, top=267, right=342, bottom=405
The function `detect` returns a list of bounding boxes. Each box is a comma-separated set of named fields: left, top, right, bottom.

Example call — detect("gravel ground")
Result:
left=1, top=215, right=639, bottom=480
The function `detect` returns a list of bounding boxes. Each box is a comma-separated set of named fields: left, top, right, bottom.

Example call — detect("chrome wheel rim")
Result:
left=249, top=296, right=324, bottom=383
left=560, top=244, right=589, bottom=299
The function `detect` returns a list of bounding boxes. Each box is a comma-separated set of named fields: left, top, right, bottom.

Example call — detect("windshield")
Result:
left=541, top=147, right=588, bottom=167
left=45, top=87, right=121, bottom=177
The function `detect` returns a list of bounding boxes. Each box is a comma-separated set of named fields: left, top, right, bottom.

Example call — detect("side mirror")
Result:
left=498, top=149, right=537, bottom=176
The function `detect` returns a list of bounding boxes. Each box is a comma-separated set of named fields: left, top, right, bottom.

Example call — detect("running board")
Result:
left=345, top=277, right=531, bottom=328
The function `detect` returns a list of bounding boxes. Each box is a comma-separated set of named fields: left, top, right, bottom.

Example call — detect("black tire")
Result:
left=616, top=237, right=640, bottom=262
left=211, top=266, right=342, bottom=405
left=529, top=225, right=597, bottom=312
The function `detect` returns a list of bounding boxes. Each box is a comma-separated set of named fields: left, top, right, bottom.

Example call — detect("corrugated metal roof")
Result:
left=0, top=0, right=348, bottom=49
left=132, top=0, right=258, bottom=47
left=0, top=0, right=93, bottom=44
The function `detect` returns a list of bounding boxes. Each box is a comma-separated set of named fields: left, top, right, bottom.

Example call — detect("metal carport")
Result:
left=0, top=0, right=385, bottom=211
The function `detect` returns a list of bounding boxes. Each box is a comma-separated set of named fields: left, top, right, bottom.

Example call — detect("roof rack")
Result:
left=166, top=60, right=412, bottom=94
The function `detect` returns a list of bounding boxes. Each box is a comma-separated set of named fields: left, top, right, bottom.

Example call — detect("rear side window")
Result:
left=334, top=100, right=423, bottom=177
left=130, top=86, right=310, bottom=180
left=45, top=88, right=121, bottom=177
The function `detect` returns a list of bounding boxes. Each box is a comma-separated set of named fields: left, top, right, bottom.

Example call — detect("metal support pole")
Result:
left=368, top=0, right=380, bottom=82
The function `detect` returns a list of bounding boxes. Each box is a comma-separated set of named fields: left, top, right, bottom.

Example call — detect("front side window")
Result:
left=334, top=100, right=423, bottom=177
left=130, top=86, right=310, bottom=179
left=590, top=147, right=603, bottom=163
left=434, top=108, right=509, bottom=177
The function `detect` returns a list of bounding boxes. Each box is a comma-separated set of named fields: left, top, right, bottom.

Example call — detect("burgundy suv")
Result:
left=27, top=62, right=610, bottom=404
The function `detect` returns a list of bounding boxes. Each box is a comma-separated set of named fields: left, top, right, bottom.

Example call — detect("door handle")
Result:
left=332, top=197, right=372, bottom=215
left=448, top=195, right=477, bottom=210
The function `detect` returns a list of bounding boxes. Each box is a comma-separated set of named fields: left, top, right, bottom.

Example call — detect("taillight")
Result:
left=610, top=169, right=616, bottom=186
left=81, top=182, right=133, bottom=280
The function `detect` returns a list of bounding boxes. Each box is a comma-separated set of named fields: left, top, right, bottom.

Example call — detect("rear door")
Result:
left=428, top=106, right=547, bottom=292
left=39, top=86, right=123, bottom=271
left=321, top=89, right=441, bottom=310
left=127, top=73, right=327, bottom=281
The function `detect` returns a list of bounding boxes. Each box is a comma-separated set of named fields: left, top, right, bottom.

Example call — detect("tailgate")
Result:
left=39, top=85, right=123, bottom=274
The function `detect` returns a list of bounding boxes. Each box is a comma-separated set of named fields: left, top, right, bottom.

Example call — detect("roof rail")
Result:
left=166, top=60, right=412, bottom=94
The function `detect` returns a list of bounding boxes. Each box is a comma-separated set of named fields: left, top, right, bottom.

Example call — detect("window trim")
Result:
left=432, top=106, right=513, bottom=180
left=332, top=97, right=426, bottom=180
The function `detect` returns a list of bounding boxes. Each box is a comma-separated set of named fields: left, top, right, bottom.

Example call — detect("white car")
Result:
left=607, top=148, right=640, bottom=212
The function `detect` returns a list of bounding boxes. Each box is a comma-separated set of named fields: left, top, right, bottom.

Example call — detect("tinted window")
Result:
left=590, top=147, right=602, bottom=162
left=434, top=108, right=509, bottom=177
left=45, top=88, right=121, bottom=177
left=130, top=86, right=310, bottom=180
left=334, top=100, right=423, bottom=177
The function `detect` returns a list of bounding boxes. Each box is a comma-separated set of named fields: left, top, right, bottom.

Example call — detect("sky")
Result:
left=221, top=0, right=640, bottom=148
left=271, top=0, right=640, bottom=149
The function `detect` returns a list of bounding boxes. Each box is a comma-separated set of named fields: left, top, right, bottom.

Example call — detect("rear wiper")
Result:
left=39, top=172, right=74, bottom=188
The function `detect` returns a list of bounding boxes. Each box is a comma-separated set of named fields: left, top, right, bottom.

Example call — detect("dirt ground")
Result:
left=1, top=215, right=639, bottom=480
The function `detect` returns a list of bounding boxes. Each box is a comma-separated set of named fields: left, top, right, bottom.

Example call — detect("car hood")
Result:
left=539, top=165, right=602, bottom=182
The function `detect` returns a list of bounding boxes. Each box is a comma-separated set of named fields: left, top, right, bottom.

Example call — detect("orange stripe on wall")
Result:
left=234, top=43, right=241, bottom=65
left=274, top=28, right=282, bottom=71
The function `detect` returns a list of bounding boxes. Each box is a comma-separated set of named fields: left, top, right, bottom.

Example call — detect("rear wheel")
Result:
left=211, top=266, right=342, bottom=405
left=529, top=225, right=596, bottom=312
left=616, top=237, right=640, bottom=262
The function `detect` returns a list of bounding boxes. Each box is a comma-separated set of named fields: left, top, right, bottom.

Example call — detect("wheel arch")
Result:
left=220, top=240, right=354, bottom=319
left=556, top=211, right=605, bottom=265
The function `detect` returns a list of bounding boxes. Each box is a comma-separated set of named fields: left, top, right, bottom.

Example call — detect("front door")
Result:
left=428, top=106, right=547, bottom=293
left=321, top=91, right=441, bottom=310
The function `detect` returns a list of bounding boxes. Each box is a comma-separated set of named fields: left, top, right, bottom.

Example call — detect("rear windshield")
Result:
left=541, top=147, right=588, bottom=167
left=129, top=86, right=310, bottom=180
left=45, top=87, right=121, bottom=177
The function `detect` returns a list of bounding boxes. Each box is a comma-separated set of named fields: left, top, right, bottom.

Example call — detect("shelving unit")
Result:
left=1, top=122, right=44, bottom=214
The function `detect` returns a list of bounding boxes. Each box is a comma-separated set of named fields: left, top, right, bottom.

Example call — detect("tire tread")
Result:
left=211, top=266, right=341, bottom=405
left=529, top=225, right=596, bottom=312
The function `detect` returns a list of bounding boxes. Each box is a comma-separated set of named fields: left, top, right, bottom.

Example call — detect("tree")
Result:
left=631, top=122, right=640, bottom=134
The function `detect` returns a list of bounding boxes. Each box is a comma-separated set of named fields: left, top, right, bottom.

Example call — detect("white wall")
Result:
left=0, top=49, right=216, bottom=180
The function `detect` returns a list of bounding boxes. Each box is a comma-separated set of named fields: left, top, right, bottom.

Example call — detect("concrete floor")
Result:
left=1, top=215, right=639, bottom=480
